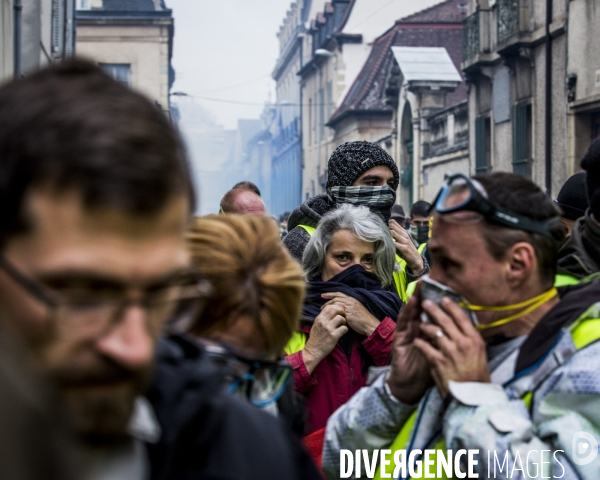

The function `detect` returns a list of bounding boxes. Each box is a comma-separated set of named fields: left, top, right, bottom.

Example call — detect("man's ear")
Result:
left=505, top=242, right=536, bottom=287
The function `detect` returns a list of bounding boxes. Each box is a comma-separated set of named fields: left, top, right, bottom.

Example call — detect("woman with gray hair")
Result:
left=284, top=205, right=402, bottom=454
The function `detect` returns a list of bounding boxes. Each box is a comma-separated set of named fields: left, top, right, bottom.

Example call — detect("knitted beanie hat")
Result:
left=555, top=172, right=588, bottom=221
left=391, top=204, right=406, bottom=222
left=580, top=137, right=600, bottom=220
left=326, top=141, right=400, bottom=192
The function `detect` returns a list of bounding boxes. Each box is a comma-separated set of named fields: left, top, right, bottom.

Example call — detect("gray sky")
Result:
left=168, top=0, right=292, bottom=130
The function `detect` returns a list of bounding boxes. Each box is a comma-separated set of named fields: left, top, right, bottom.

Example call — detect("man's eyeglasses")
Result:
left=431, top=173, right=561, bottom=243
left=0, top=256, right=209, bottom=341
left=204, top=341, right=292, bottom=407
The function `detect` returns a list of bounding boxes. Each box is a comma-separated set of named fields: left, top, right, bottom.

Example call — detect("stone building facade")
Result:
left=462, top=0, right=574, bottom=196
left=1, top=0, right=76, bottom=82
left=271, top=0, right=313, bottom=216
left=76, top=0, right=174, bottom=114
left=328, top=0, right=468, bottom=207
left=298, top=0, right=445, bottom=201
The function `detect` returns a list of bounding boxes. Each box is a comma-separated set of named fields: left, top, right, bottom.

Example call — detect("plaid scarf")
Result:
left=329, top=185, right=396, bottom=223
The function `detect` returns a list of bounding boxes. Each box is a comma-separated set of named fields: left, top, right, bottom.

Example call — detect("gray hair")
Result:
left=302, top=204, right=396, bottom=286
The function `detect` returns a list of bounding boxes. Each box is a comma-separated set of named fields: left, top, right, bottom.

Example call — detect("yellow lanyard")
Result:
left=460, top=288, right=558, bottom=331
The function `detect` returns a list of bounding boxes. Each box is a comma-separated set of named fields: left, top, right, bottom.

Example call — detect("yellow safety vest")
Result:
left=554, top=273, right=580, bottom=287
left=403, top=243, right=427, bottom=300
left=374, top=316, right=600, bottom=479
left=297, top=224, right=420, bottom=303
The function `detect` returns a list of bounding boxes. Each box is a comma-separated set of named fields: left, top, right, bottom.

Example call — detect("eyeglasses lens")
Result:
left=55, top=285, right=207, bottom=340
left=249, top=365, right=291, bottom=404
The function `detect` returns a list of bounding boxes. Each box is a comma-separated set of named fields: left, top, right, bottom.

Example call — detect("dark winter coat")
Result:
left=283, top=194, right=335, bottom=262
left=145, top=335, right=321, bottom=480
left=557, top=211, right=600, bottom=279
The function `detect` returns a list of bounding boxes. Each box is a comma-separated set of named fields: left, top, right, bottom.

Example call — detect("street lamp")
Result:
left=315, top=49, right=335, bottom=58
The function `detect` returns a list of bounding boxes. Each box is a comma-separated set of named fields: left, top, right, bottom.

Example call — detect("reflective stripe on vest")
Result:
left=297, top=224, right=316, bottom=236
left=284, top=332, right=307, bottom=356
left=376, top=315, right=600, bottom=479
left=554, top=274, right=579, bottom=288
left=404, top=243, right=428, bottom=300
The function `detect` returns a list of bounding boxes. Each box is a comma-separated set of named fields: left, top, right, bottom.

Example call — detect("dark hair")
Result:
left=474, top=172, right=565, bottom=287
left=410, top=200, right=431, bottom=218
left=232, top=181, right=261, bottom=197
left=0, top=59, right=194, bottom=246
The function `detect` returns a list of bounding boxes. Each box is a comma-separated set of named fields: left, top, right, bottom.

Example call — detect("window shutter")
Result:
left=51, top=0, right=65, bottom=59
left=512, top=103, right=529, bottom=177
left=65, top=0, right=75, bottom=57
left=475, top=116, right=487, bottom=173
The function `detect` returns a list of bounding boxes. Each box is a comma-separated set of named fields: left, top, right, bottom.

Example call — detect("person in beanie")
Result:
left=555, top=172, right=588, bottom=236
left=283, top=141, right=427, bottom=292
left=557, top=138, right=600, bottom=284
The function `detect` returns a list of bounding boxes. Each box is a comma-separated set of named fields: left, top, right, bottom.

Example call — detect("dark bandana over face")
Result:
left=329, top=185, right=396, bottom=223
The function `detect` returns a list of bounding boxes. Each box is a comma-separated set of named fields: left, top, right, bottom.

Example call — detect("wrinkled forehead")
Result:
left=6, top=187, right=190, bottom=285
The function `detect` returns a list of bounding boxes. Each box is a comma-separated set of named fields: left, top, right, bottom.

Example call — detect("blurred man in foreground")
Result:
left=323, top=172, right=600, bottom=479
left=0, top=59, right=320, bottom=480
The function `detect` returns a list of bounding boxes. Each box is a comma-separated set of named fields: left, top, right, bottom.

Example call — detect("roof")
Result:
left=399, top=0, right=468, bottom=23
left=391, top=47, right=461, bottom=83
left=101, top=0, right=156, bottom=10
left=328, top=0, right=467, bottom=125
left=77, top=0, right=172, bottom=16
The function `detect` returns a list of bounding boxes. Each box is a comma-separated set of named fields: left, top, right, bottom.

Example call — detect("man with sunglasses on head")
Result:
left=323, top=172, right=600, bottom=479
left=0, top=60, right=320, bottom=480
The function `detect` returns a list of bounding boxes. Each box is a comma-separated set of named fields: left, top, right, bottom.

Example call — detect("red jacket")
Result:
left=286, top=318, right=395, bottom=435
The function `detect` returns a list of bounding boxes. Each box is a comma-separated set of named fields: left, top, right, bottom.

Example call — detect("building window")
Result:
left=100, top=63, right=131, bottom=87
left=512, top=102, right=533, bottom=179
left=475, top=116, right=492, bottom=174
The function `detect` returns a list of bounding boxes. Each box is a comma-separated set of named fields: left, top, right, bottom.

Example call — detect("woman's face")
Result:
left=321, top=229, right=376, bottom=282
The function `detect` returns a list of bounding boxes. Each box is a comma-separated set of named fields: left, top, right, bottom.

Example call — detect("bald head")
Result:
left=220, top=188, right=266, bottom=216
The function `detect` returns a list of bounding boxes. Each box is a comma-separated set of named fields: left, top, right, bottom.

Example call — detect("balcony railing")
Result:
left=463, top=12, right=480, bottom=61
left=497, top=0, right=520, bottom=44
left=425, top=101, right=469, bottom=159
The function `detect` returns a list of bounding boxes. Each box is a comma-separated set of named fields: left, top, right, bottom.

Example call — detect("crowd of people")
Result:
left=0, top=58, right=599, bottom=479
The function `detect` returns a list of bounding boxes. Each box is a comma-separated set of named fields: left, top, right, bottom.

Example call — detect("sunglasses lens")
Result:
left=437, top=176, right=472, bottom=212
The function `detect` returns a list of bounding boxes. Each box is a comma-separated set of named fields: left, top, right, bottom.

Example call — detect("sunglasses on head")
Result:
left=431, top=173, right=561, bottom=243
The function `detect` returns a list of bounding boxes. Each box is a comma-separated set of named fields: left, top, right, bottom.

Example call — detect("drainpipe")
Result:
left=315, top=63, right=322, bottom=192
left=298, top=38, right=304, bottom=203
left=545, top=0, right=553, bottom=196
left=14, top=0, right=23, bottom=78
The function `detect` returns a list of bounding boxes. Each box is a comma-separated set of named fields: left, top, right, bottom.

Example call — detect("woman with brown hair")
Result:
left=185, top=214, right=306, bottom=430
